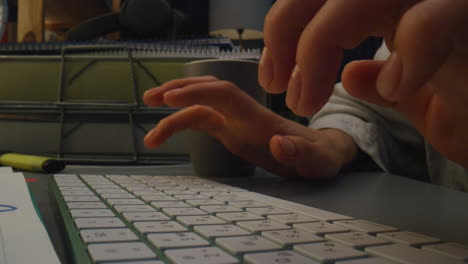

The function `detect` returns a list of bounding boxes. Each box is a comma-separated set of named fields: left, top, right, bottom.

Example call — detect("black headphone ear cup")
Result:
left=119, top=0, right=173, bottom=36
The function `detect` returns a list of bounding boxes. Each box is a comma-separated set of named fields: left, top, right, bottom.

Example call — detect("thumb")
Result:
left=269, top=135, right=341, bottom=180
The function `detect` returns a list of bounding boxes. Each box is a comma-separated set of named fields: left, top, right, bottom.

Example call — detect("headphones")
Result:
left=66, top=0, right=186, bottom=41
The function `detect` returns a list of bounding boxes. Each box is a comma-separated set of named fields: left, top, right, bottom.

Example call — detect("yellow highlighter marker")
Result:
left=0, top=153, right=66, bottom=173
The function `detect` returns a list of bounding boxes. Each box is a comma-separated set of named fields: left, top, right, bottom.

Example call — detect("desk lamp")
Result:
left=209, top=0, right=272, bottom=49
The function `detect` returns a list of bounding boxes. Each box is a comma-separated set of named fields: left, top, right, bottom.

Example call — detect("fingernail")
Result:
left=144, top=129, right=158, bottom=148
left=278, top=136, right=296, bottom=157
left=286, top=65, right=302, bottom=108
left=258, top=47, right=274, bottom=89
left=144, top=87, right=159, bottom=97
left=164, top=88, right=183, bottom=96
left=377, top=52, right=402, bottom=102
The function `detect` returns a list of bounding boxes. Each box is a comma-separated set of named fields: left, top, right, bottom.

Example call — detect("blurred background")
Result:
left=1, top=0, right=382, bottom=124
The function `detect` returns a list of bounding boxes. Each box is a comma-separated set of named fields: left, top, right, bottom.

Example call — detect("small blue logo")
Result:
left=0, top=204, right=17, bottom=212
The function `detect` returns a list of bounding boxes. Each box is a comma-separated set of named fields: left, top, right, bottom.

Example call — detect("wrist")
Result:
left=319, top=128, right=358, bottom=168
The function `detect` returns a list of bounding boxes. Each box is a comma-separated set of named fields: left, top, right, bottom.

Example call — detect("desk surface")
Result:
left=24, top=164, right=468, bottom=263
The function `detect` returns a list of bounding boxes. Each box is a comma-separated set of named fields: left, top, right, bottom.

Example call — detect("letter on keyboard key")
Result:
left=194, top=224, right=251, bottom=239
left=262, top=229, right=324, bottom=246
left=88, top=242, right=157, bottom=262
left=165, top=247, right=239, bottom=264
left=147, top=232, right=210, bottom=249
left=216, top=235, right=282, bottom=254
left=365, top=244, right=463, bottom=264
left=293, top=221, right=350, bottom=235
left=325, top=232, right=391, bottom=249
left=245, top=250, right=320, bottom=264
left=80, top=228, right=139, bottom=243
left=74, top=217, right=126, bottom=229
left=294, top=242, right=367, bottom=263
left=134, top=221, right=188, bottom=234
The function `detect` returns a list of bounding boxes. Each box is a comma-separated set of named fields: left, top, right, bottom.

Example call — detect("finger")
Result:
left=377, top=0, right=468, bottom=102
left=342, top=60, right=395, bottom=107
left=343, top=59, right=434, bottom=131
left=162, top=80, right=263, bottom=117
left=143, top=76, right=218, bottom=107
left=269, top=135, right=335, bottom=180
left=144, top=105, right=225, bottom=149
left=291, top=0, right=415, bottom=116
left=260, top=0, right=326, bottom=93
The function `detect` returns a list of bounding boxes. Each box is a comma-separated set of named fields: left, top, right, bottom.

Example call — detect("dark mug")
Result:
left=183, top=59, right=267, bottom=178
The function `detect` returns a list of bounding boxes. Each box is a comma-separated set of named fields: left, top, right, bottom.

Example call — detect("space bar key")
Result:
left=233, top=191, right=352, bottom=221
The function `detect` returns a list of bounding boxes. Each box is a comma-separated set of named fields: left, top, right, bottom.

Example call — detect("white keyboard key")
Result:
left=262, top=228, right=324, bottom=246
left=366, top=244, right=462, bottom=264
left=105, top=261, right=164, bottom=264
left=268, top=213, right=319, bottom=224
left=67, top=202, right=107, bottom=209
left=100, top=193, right=136, bottom=199
left=80, top=228, right=138, bottom=243
left=194, top=224, right=251, bottom=239
left=107, top=198, right=145, bottom=206
left=377, top=231, right=440, bottom=246
left=177, top=215, right=227, bottom=227
left=114, top=205, right=157, bottom=213
left=57, top=182, right=86, bottom=187
left=216, top=235, right=282, bottom=254
left=63, top=195, right=100, bottom=202
left=60, top=190, right=95, bottom=196
left=422, top=242, right=468, bottom=261
left=200, top=205, right=244, bottom=213
left=122, top=212, right=170, bottom=222
left=147, top=232, right=210, bottom=249
left=135, top=191, right=166, bottom=197
left=212, top=195, right=251, bottom=202
left=334, top=220, right=398, bottom=234
left=216, top=212, right=265, bottom=222
left=59, top=186, right=90, bottom=191
left=336, top=257, right=395, bottom=264
left=185, top=199, right=225, bottom=206
left=89, top=184, right=120, bottom=189
left=163, top=207, right=208, bottom=217
left=236, top=191, right=352, bottom=221
left=134, top=221, right=188, bottom=234
left=236, top=220, right=290, bottom=232
left=87, top=242, right=157, bottom=262
left=325, top=232, right=391, bottom=249
left=174, top=194, right=208, bottom=200
left=151, top=201, right=191, bottom=209
left=294, top=242, right=367, bottom=263
left=141, top=195, right=178, bottom=202
left=245, top=250, right=319, bottom=264
left=165, top=247, right=239, bottom=264
left=95, top=188, right=130, bottom=194
left=246, top=207, right=292, bottom=216
left=228, top=201, right=271, bottom=208
left=294, top=222, right=350, bottom=235
left=74, top=217, right=126, bottom=229
left=166, top=190, right=197, bottom=195
left=70, top=209, right=115, bottom=218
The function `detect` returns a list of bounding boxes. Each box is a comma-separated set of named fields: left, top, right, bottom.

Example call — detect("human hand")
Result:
left=259, top=0, right=468, bottom=168
left=143, top=76, right=357, bottom=179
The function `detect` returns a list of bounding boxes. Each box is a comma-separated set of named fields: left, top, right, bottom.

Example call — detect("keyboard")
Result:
left=51, top=173, right=468, bottom=264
